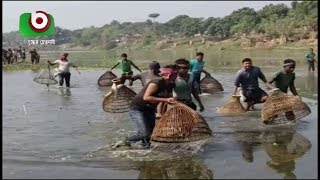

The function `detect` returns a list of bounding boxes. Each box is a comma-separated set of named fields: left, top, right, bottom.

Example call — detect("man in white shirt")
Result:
left=47, top=53, right=79, bottom=87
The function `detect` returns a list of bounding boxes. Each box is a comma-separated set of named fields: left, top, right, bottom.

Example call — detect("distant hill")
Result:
left=3, top=1, right=317, bottom=50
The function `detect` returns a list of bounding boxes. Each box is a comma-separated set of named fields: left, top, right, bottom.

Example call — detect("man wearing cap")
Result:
left=47, top=53, right=80, bottom=88
left=132, top=61, right=161, bottom=86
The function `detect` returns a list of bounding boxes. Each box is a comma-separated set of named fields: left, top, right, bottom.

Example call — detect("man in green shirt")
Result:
left=305, top=48, right=317, bottom=72
left=268, top=59, right=300, bottom=121
left=110, top=53, right=142, bottom=86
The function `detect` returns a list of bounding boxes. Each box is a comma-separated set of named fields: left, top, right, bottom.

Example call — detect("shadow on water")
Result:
left=58, top=87, right=72, bottom=97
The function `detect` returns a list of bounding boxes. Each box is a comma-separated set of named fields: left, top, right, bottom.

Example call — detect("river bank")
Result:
left=2, top=38, right=318, bottom=72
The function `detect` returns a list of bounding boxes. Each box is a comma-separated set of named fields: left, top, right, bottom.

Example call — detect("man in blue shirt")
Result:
left=233, top=58, right=274, bottom=111
left=189, top=52, right=210, bottom=93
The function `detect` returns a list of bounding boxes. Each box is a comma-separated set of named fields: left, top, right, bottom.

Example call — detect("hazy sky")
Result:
left=3, top=1, right=292, bottom=33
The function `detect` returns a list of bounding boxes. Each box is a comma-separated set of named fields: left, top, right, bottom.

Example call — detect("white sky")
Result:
left=3, top=1, right=292, bottom=33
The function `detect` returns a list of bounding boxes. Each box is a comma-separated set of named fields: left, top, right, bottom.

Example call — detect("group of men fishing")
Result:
left=7, top=46, right=316, bottom=149
left=105, top=49, right=316, bottom=149
left=2, top=46, right=40, bottom=65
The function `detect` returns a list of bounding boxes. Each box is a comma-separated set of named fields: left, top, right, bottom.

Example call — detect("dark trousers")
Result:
left=58, top=72, right=71, bottom=87
left=187, top=102, right=197, bottom=111
left=243, top=87, right=268, bottom=104
left=193, top=73, right=202, bottom=93
left=128, top=109, right=156, bottom=143
left=308, top=62, right=315, bottom=71
left=120, top=71, right=134, bottom=85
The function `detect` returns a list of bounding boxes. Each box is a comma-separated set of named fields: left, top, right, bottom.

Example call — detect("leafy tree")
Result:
left=179, top=17, right=202, bottom=37
left=200, top=17, right=217, bottom=34
left=258, top=4, right=289, bottom=20
left=165, top=15, right=190, bottom=34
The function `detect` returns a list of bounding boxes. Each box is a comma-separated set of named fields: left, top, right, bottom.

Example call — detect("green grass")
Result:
left=3, top=40, right=316, bottom=71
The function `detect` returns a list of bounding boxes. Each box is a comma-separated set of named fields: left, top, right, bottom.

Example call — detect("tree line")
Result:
left=3, top=1, right=317, bottom=49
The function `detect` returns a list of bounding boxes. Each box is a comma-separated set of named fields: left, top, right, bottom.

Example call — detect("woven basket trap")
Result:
left=200, top=74, right=224, bottom=93
left=261, top=89, right=311, bottom=125
left=151, top=102, right=212, bottom=143
left=98, top=71, right=117, bottom=87
left=217, top=95, right=246, bottom=114
left=102, top=80, right=137, bottom=113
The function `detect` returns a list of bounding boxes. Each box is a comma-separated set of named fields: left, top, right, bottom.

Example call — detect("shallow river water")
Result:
left=3, top=68, right=318, bottom=179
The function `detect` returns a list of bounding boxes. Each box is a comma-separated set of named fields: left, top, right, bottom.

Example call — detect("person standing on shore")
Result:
left=30, top=49, right=40, bottom=64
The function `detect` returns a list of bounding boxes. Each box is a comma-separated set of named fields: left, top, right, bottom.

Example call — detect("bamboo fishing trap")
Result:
left=217, top=95, right=246, bottom=114
left=151, top=102, right=212, bottom=143
left=200, top=74, right=224, bottom=93
left=261, top=89, right=311, bottom=125
left=102, top=79, right=137, bottom=113
left=97, top=70, right=118, bottom=87
left=33, top=65, right=58, bottom=89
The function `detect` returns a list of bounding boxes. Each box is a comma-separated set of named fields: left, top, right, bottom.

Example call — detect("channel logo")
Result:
left=19, top=11, right=55, bottom=37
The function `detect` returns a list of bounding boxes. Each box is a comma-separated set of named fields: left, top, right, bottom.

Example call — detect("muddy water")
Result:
left=3, top=68, right=317, bottom=179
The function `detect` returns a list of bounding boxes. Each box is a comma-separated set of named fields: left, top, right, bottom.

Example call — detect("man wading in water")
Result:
left=233, top=58, right=274, bottom=111
left=173, top=58, right=205, bottom=111
left=132, top=61, right=161, bottom=87
left=110, top=53, right=142, bottom=86
left=305, top=48, right=317, bottom=72
left=111, top=65, right=178, bottom=149
left=189, top=52, right=210, bottom=93
left=268, top=59, right=300, bottom=121
left=48, top=53, right=80, bottom=88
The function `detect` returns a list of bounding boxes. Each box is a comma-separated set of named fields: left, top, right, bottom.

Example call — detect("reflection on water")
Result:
left=305, top=72, right=317, bottom=92
left=59, top=87, right=72, bottom=97
left=137, top=158, right=213, bottom=179
left=216, top=128, right=312, bottom=179
left=294, top=71, right=318, bottom=100
left=240, top=142, right=255, bottom=163
left=262, top=131, right=312, bottom=179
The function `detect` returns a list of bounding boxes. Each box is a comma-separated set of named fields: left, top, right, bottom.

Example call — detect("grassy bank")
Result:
left=3, top=39, right=317, bottom=71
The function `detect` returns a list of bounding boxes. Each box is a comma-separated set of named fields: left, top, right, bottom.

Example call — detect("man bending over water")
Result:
left=233, top=58, right=274, bottom=111
left=110, top=53, right=142, bottom=86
